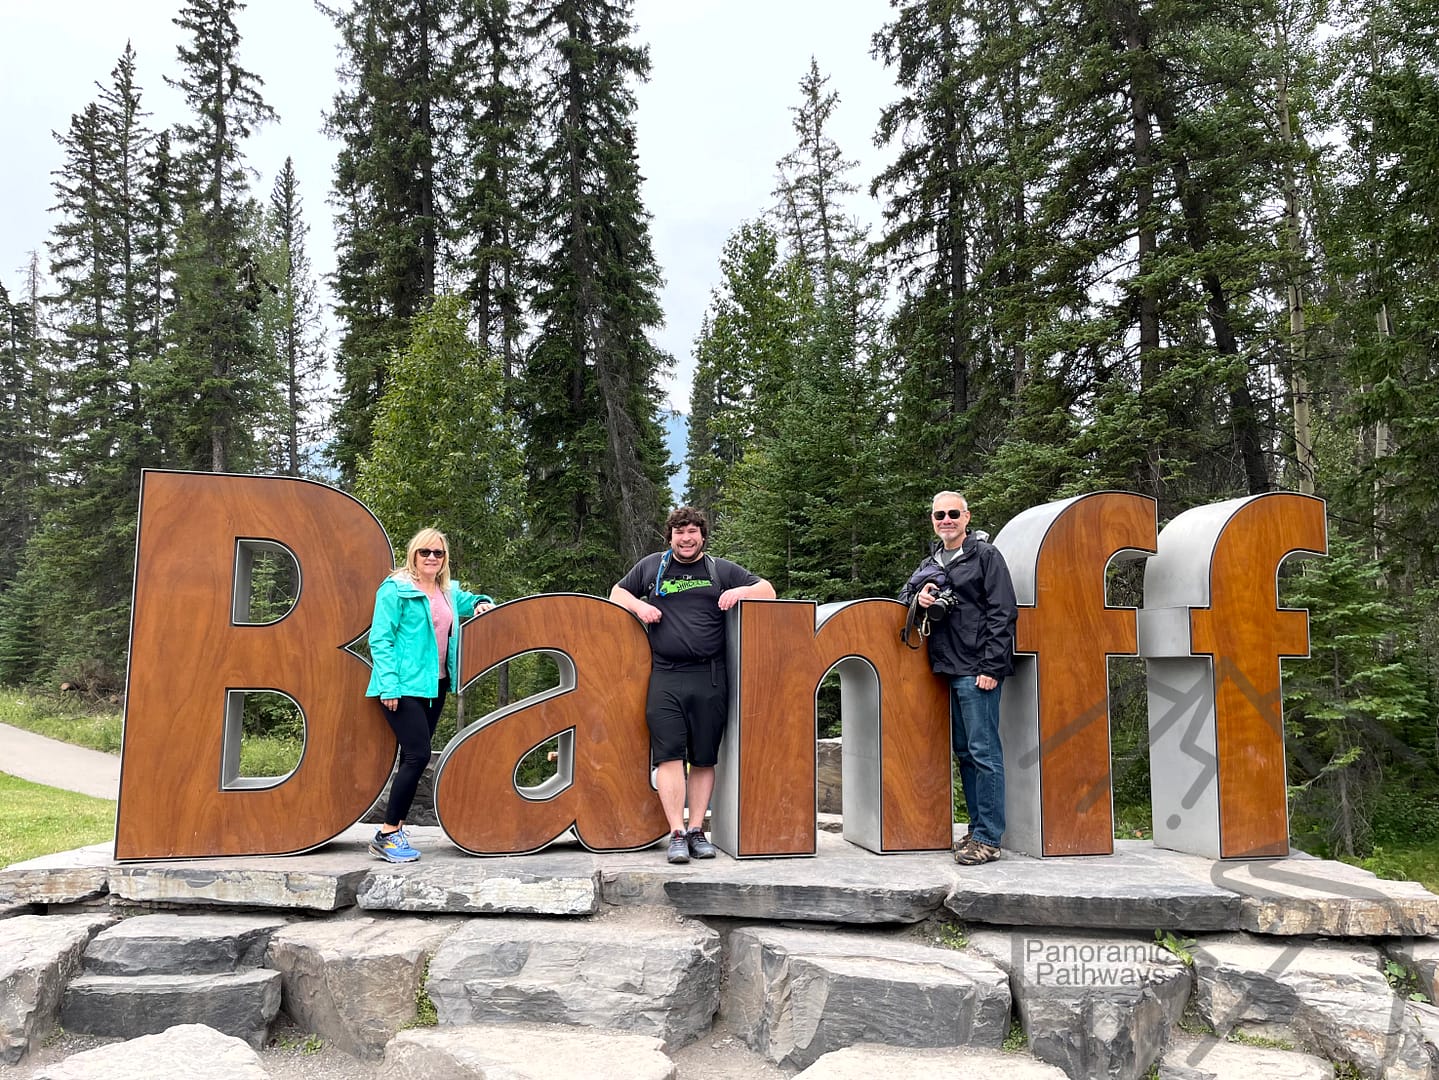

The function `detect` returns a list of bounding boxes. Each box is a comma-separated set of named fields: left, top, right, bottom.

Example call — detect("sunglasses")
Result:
left=416, top=548, right=447, bottom=559
left=932, top=509, right=968, bottom=520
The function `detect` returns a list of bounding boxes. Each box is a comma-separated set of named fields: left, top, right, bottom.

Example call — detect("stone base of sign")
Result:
left=2, top=830, right=1437, bottom=1079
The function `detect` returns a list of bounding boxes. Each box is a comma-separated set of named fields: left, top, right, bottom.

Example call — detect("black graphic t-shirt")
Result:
left=617, top=551, right=760, bottom=669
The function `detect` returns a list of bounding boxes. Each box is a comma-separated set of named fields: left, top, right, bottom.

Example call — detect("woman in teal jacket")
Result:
left=365, top=527, right=493, bottom=862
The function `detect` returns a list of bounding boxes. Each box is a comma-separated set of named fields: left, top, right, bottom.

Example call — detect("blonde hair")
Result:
left=395, top=527, right=451, bottom=592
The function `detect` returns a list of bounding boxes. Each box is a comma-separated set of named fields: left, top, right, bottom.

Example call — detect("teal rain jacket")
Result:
left=365, top=575, right=493, bottom=700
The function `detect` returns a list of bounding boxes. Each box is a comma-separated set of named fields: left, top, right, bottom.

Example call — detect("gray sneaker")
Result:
left=666, top=831, right=690, bottom=864
left=685, top=828, right=716, bottom=859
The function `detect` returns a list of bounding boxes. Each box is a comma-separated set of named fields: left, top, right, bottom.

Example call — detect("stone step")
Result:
left=722, top=925, right=1012, bottom=1070
left=30, top=1023, right=269, bottom=1080
left=1191, top=932, right=1432, bottom=1080
left=60, top=969, right=281, bottom=1049
left=0, top=913, right=114, bottom=1065
left=265, top=914, right=460, bottom=1059
left=794, top=1044, right=1069, bottom=1078
left=425, top=909, right=721, bottom=1049
left=1157, top=1033, right=1333, bottom=1079
left=967, top=927, right=1192, bottom=1080
left=384, top=1023, right=677, bottom=1079
left=82, top=912, right=288, bottom=975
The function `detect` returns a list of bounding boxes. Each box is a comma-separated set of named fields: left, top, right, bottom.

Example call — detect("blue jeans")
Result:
left=951, top=676, right=1005, bottom=848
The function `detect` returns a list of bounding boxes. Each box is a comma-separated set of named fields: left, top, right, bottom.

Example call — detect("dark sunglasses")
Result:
left=416, top=548, right=447, bottom=559
left=932, top=509, right=968, bottom=520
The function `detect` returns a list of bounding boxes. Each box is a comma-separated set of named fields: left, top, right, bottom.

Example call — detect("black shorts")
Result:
left=646, top=665, right=728, bottom=767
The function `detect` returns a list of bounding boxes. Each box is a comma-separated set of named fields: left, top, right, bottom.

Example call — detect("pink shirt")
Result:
left=426, top=586, right=453, bottom=676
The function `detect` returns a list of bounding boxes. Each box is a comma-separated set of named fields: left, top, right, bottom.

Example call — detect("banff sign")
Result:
left=116, top=472, right=1326, bottom=863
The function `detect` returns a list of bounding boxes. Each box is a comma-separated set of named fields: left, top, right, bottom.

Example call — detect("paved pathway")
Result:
left=0, top=722, right=120, bottom=800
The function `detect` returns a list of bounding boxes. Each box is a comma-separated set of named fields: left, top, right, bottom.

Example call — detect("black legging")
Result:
left=382, top=678, right=448, bottom=825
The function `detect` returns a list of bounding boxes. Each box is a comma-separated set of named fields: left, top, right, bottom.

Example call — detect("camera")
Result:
left=927, top=585, right=959, bottom=617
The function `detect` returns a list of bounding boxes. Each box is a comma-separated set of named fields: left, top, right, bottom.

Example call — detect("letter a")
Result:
left=434, top=594, right=667, bottom=854
left=1139, top=493, right=1326, bottom=858
left=117, top=472, right=397, bottom=859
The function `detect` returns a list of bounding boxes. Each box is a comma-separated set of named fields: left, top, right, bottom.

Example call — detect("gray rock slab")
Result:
left=0, top=844, right=112, bottom=905
left=1407, top=999, right=1439, bottom=1065
left=1388, top=937, right=1439, bottom=1004
left=723, top=925, right=1011, bottom=1070
left=946, top=842, right=1243, bottom=931
left=108, top=826, right=379, bottom=910
left=265, top=914, right=459, bottom=1059
left=1192, top=932, right=1431, bottom=1080
left=1208, top=857, right=1439, bottom=937
left=426, top=909, right=720, bottom=1049
left=601, top=831, right=951, bottom=923
left=0, top=901, right=34, bottom=920
left=384, top=1023, right=677, bottom=1079
left=358, top=851, right=598, bottom=915
left=968, top=927, right=1191, bottom=1080
left=1158, top=1033, right=1334, bottom=1079
left=30, top=1023, right=269, bottom=1080
left=794, top=1044, right=1069, bottom=1078
left=0, top=913, right=115, bottom=1065
left=83, top=912, right=288, bottom=975
left=60, top=969, right=281, bottom=1049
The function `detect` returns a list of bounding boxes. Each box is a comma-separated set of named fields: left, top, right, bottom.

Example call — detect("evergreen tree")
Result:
left=683, top=220, right=807, bottom=516
left=24, top=45, right=166, bottom=686
left=257, top=157, right=327, bottom=476
left=519, top=0, right=672, bottom=592
left=355, top=294, right=523, bottom=592
left=713, top=63, right=903, bottom=601
left=0, top=280, right=45, bottom=587
left=449, top=0, right=533, bottom=381
left=324, top=0, right=453, bottom=482
left=162, top=0, right=277, bottom=474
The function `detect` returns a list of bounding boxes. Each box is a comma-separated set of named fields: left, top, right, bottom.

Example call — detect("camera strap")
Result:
left=901, top=593, right=932, bottom=649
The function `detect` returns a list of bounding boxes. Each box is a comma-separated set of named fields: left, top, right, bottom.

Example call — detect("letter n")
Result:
left=1139, top=493, right=1326, bottom=858
left=434, top=594, right=668, bottom=854
left=993, top=492, right=1158, bottom=856
left=710, top=599, right=951, bottom=857
left=116, top=471, right=396, bottom=859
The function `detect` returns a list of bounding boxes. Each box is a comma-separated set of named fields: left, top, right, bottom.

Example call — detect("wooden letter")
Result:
left=710, top=599, right=951, bottom=858
left=116, top=471, right=395, bottom=859
left=1139, top=493, right=1326, bottom=858
left=994, top=492, right=1158, bottom=856
left=435, top=594, right=667, bottom=854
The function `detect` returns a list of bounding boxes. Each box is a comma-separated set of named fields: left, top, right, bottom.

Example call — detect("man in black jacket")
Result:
left=899, top=491, right=1018, bottom=865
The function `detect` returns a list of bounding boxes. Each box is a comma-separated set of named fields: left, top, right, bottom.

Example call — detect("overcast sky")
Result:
left=1, top=0, right=897, bottom=412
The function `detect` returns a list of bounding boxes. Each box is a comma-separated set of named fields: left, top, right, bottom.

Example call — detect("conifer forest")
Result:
left=0, top=0, right=1435, bottom=860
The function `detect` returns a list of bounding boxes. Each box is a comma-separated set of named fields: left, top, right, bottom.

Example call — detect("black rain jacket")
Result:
left=898, top=533, right=1019, bottom=679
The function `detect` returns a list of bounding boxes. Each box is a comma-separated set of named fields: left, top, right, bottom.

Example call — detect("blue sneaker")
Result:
left=369, top=829, right=420, bottom=863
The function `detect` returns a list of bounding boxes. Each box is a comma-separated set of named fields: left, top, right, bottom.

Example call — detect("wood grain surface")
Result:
left=117, top=472, right=395, bottom=859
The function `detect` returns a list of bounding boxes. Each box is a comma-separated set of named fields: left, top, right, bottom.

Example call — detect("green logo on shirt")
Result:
left=657, top=577, right=713, bottom=596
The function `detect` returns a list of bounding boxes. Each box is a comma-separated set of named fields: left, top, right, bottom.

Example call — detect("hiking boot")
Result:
left=369, top=829, right=421, bottom=863
left=667, top=830, right=691, bottom=864
left=685, top=827, right=716, bottom=859
left=951, top=831, right=973, bottom=857
left=953, top=839, right=1001, bottom=866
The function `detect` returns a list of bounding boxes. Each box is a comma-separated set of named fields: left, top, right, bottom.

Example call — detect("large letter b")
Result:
left=116, top=472, right=395, bottom=859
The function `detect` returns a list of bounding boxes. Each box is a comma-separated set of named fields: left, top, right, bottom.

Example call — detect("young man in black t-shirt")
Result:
left=610, top=506, right=776, bottom=863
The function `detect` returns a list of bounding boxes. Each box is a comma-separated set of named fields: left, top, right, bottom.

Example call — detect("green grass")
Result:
left=0, top=772, right=115, bottom=869
left=0, top=688, right=302, bottom=778
left=1345, top=845, right=1439, bottom=896
left=0, top=689, right=123, bottom=753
